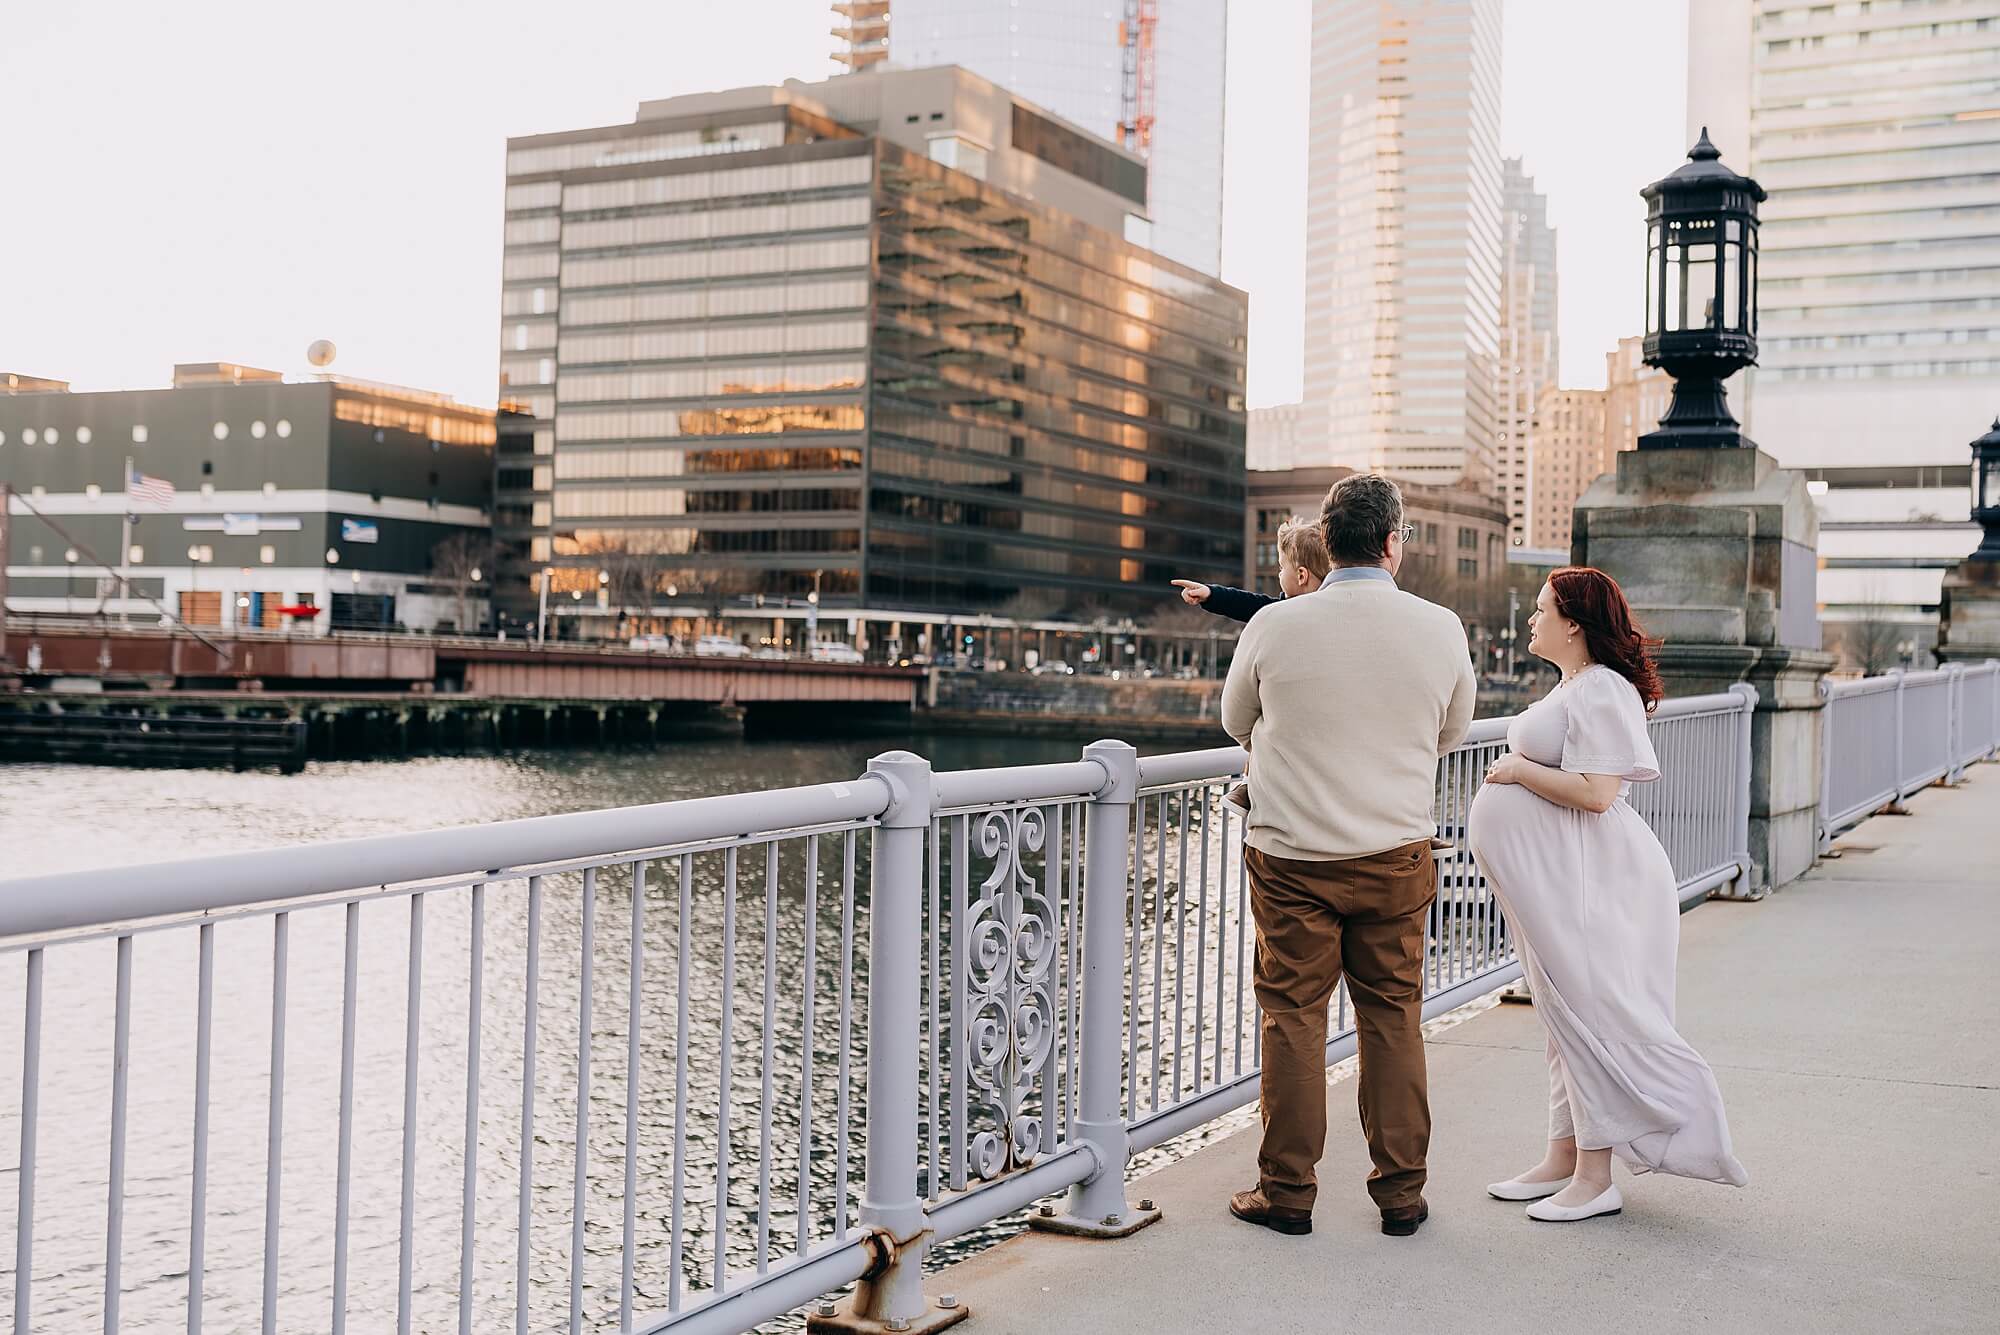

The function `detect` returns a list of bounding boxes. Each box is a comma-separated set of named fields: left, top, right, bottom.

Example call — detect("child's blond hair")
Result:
left=1276, top=515, right=1332, bottom=582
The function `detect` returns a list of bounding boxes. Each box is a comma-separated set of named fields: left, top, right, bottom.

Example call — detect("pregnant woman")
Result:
left=1467, top=567, right=1747, bottom=1223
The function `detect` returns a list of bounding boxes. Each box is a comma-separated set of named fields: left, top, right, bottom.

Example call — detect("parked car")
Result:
left=1030, top=660, right=1075, bottom=677
left=693, top=635, right=751, bottom=658
left=809, top=641, right=865, bottom=664
left=752, top=646, right=790, bottom=660
left=628, top=634, right=677, bottom=653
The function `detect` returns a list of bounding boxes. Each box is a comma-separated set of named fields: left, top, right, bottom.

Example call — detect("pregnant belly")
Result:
left=1466, top=781, right=1552, bottom=871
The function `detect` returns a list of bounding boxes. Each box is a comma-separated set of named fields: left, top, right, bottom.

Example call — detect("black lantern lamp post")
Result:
left=1972, top=418, right=2000, bottom=560
left=1640, top=129, right=1766, bottom=449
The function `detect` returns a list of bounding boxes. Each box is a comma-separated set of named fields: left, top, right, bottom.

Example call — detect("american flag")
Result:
left=127, top=468, right=175, bottom=506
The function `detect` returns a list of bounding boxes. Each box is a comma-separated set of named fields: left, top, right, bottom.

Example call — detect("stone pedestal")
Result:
left=1573, top=447, right=1835, bottom=892
left=1936, top=558, right=2000, bottom=664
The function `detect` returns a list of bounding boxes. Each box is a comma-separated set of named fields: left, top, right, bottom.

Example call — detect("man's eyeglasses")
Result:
left=1393, top=524, right=1415, bottom=544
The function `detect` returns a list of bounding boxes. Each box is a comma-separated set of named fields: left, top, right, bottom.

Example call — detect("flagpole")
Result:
left=118, top=457, right=134, bottom=628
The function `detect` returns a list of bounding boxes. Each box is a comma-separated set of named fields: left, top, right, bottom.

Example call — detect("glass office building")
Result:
left=496, top=70, right=1247, bottom=628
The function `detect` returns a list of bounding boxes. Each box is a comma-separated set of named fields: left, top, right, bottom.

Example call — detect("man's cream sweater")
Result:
left=1221, top=573, right=1477, bottom=862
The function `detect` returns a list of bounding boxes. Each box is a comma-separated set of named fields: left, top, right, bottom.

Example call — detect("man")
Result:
left=1220, top=472, right=1476, bottom=1237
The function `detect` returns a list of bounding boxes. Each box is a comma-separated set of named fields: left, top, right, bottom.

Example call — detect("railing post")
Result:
left=1032, top=740, right=1161, bottom=1238
left=1887, top=668, right=1912, bottom=813
left=1816, top=679, right=1835, bottom=858
left=1944, top=663, right=1967, bottom=784
left=814, top=751, right=966, bottom=1335
left=1990, top=660, right=2000, bottom=759
left=1721, top=683, right=1763, bottom=897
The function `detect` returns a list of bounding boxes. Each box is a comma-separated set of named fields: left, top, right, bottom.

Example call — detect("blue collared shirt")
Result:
left=1320, top=566, right=1396, bottom=590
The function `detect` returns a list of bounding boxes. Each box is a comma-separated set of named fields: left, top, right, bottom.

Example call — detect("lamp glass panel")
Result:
left=1983, top=456, right=2000, bottom=510
left=1685, top=243, right=1717, bottom=329
left=1723, top=235, right=1741, bottom=330
left=1646, top=242, right=1659, bottom=334
left=1665, top=245, right=1683, bottom=332
left=1749, top=246, right=1758, bottom=334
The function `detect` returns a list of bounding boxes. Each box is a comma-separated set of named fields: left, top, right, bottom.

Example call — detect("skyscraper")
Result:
left=1498, top=158, right=1559, bottom=546
left=874, top=0, right=1229, bottom=277
left=1688, top=0, right=1999, bottom=637
left=1301, top=0, right=1504, bottom=491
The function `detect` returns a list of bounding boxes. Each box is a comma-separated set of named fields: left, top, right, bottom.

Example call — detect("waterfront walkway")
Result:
left=937, top=767, right=2000, bottom=1333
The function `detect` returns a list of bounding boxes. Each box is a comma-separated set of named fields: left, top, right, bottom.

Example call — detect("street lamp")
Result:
left=1971, top=418, right=2000, bottom=561
left=1639, top=128, right=1765, bottom=450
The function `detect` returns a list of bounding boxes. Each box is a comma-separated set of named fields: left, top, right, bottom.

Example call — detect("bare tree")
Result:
left=1144, top=599, right=1220, bottom=674
left=992, top=588, right=1064, bottom=623
left=1836, top=611, right=1906, bottom=676
left=429, top=532, right=494, bottom=633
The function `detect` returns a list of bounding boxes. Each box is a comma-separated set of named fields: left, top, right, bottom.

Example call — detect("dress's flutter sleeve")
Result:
left=1560, top=669, right=1661, bottom=783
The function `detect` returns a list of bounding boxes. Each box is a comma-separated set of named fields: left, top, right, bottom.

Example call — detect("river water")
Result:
left=0, top=732, right=1187, bottom=1333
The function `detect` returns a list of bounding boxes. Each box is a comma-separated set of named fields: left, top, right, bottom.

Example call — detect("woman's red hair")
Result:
left=1549, top=566, right=1665, bottom=711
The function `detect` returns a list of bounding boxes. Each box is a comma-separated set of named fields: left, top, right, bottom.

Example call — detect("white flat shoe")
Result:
left=1487, top=1174, right=1573, bottom=1201
left=1526, top=1183, right=1622, bottom=1222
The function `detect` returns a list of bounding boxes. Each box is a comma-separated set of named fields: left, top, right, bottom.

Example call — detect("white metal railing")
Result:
left=1819, top=660, right=2000, bottom=850
left=0, top=688, right=1762, bottom=1333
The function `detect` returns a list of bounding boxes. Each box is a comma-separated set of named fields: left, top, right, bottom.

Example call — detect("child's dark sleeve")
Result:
left=1201, top=585, right=1280, bottom=623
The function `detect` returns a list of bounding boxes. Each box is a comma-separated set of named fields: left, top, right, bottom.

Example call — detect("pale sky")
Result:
left=0, top=1, right=1686, bottom=410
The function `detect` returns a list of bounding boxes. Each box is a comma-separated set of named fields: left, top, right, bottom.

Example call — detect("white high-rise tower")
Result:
left=1300, top=0, right=1504, bottom=492
left=1687, top=0, right=2000, bottom=637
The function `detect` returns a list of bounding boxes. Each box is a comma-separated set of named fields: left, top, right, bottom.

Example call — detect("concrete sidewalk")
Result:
left=935, top=767, right=2000, bottom=1334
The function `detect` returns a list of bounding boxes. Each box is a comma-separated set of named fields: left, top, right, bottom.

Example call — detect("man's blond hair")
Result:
left=1276, top=515, right=1332, bottom=581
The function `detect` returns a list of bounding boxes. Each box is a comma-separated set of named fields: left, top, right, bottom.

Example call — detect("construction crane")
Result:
left=1116, top=0, right=1157, bottom=154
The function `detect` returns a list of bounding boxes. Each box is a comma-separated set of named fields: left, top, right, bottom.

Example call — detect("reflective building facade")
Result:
left=1303, top=0, right=1504, bottom=492
left=886, top=0, right=1230, bottom=277
left=495, top=69, right=1247, bottom=626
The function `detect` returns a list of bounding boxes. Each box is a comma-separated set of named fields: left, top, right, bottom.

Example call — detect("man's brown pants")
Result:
left=1247, top=841, right=1435, bottom=1213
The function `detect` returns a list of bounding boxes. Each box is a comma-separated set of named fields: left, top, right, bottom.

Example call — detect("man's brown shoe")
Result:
left=1380, top=1198, right=1430, bottom=1237
left=1229, top=1188, right=1311, bottom=1236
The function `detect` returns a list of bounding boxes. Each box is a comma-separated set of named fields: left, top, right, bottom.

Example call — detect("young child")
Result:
left=1172, top=516, right=1332, bottom=810
left=1171, top=514, right=1331, bottom=623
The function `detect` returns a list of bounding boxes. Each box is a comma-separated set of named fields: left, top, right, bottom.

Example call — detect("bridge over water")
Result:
left=0, top=663, right=1993, bottom=1332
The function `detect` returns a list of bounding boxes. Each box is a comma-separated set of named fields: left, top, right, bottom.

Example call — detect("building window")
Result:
left=213, top=422, right=229, bottom=441
left=260, top=546, right=276, bottom=564
left=1458, top=558, right=1479, bottom=578
left=1458, top=528, right=1478, bottom=549
left=76, top=427, right=92, bottom=445
left=251, top=420, right=267, bottom=439
left=132, top=425, right=148, bottom=443
left=276, top=419, right=292, bottom=438
left=532, top=287, right=547, bottom=315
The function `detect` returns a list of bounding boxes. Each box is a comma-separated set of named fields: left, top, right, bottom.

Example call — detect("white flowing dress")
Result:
left=1467, top=666, right=1748, bottom=1186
